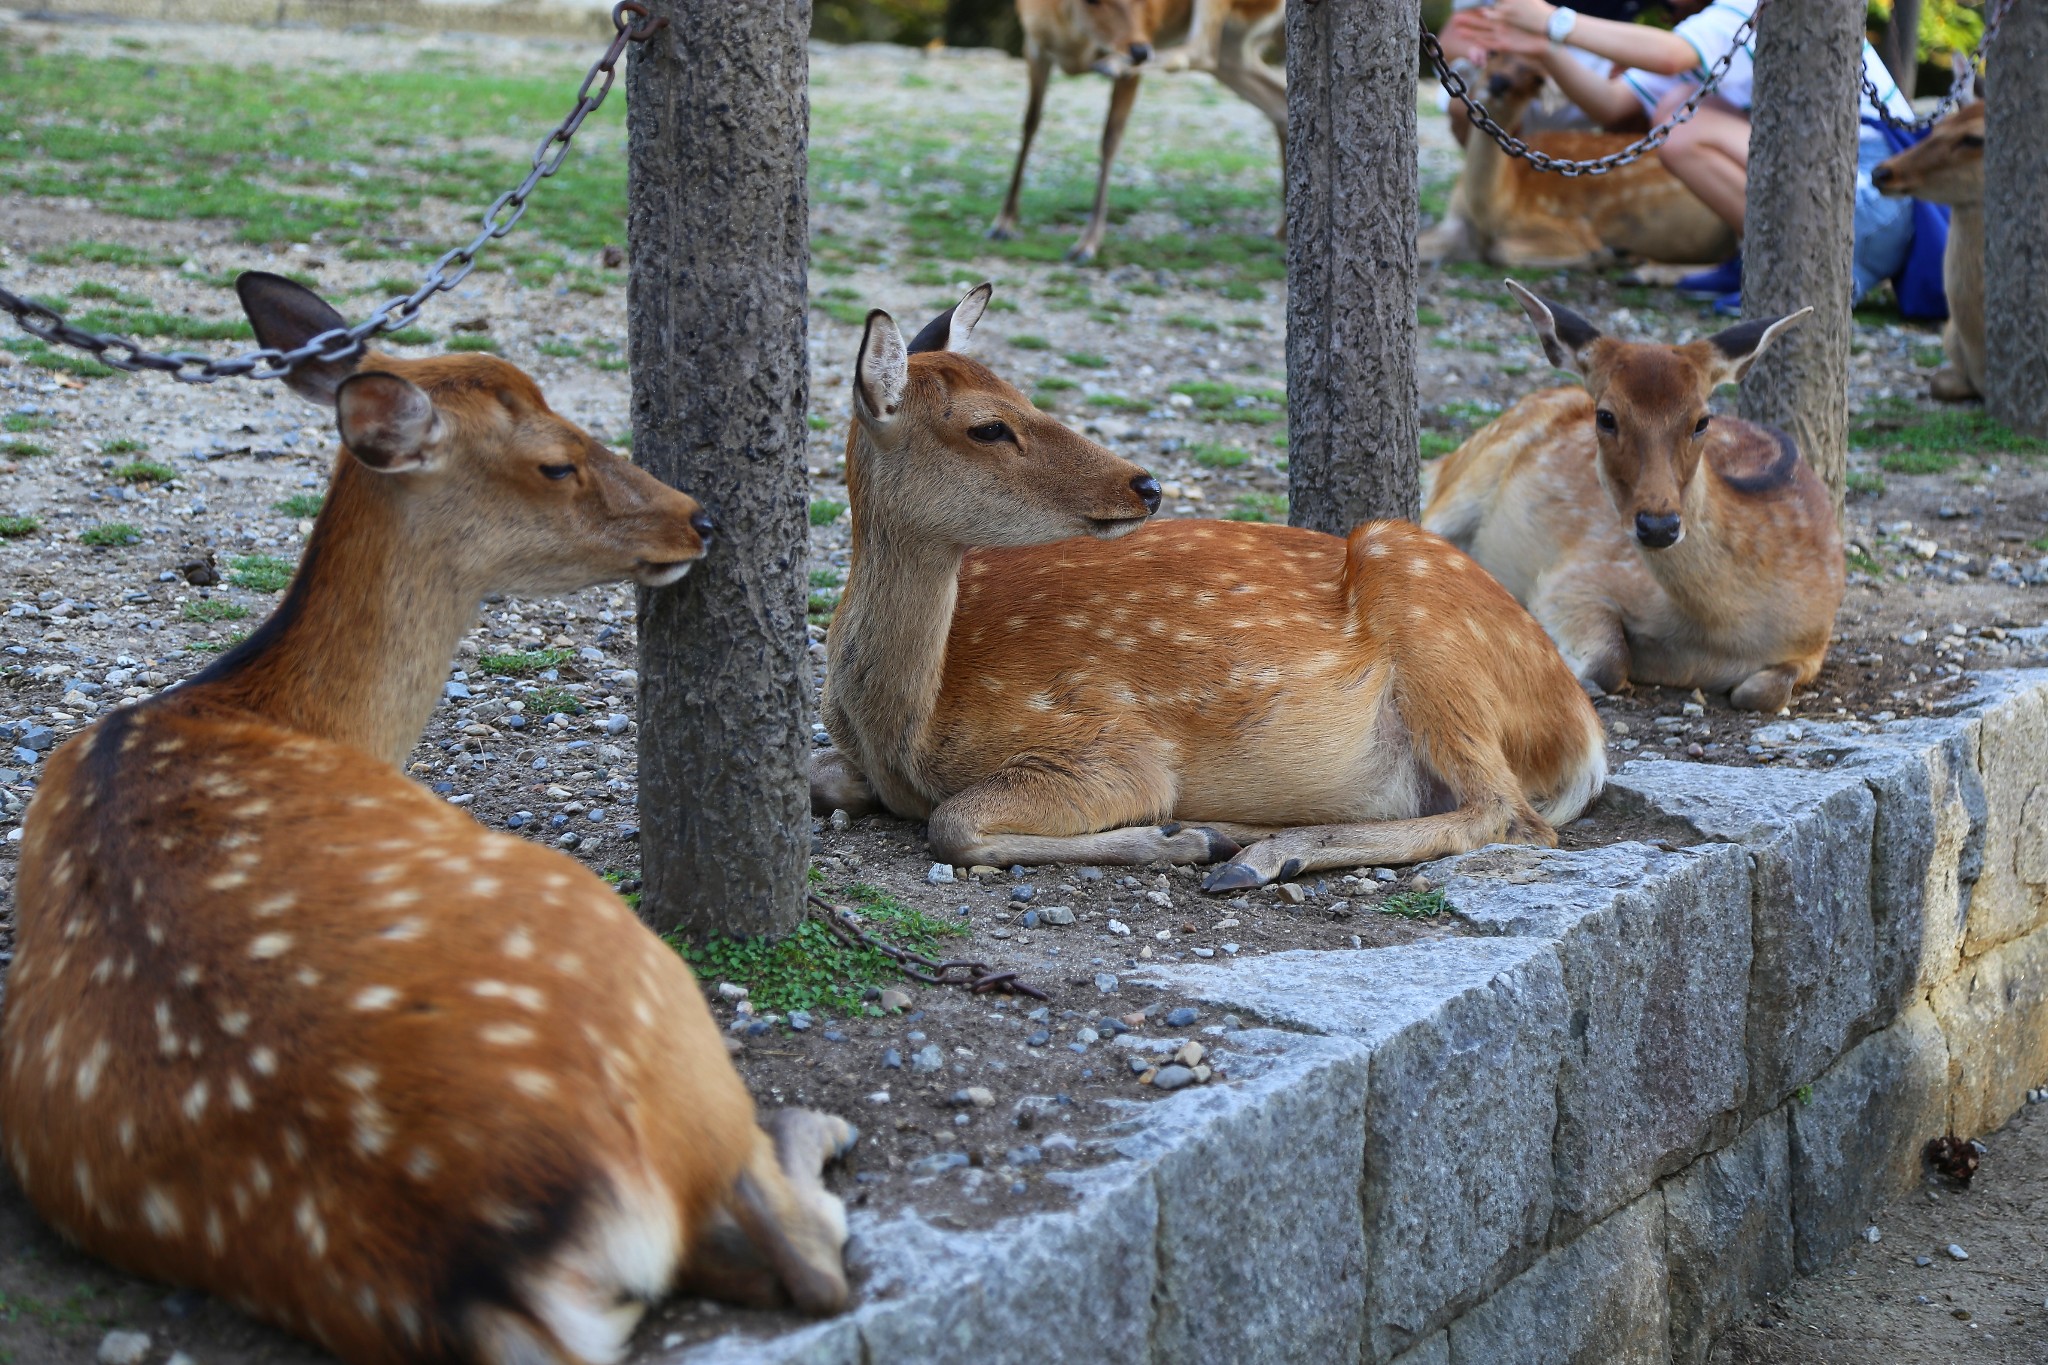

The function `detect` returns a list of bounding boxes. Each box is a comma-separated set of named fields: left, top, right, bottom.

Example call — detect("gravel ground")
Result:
left=3, top=14, right=2048, bottom=1365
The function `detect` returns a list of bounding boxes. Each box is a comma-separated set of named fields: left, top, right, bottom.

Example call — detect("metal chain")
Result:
left=0, top=0, right=666, bottom=384
left=808, top=894, right=1051, bottom=1001
left=1860, top=0, right=2008, bottom=134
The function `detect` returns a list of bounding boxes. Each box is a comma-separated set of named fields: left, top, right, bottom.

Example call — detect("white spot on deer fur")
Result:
left=90, top=957, right=113, bottom=986
left=501, top=928, right=534, bottom=959
left=337, top=1064, right=378, bottom=1093
left=75, top=1039, right=110, bottom=1100
left=183, top=1080, right=210, bottom=1122
left=219, top=1010, right=250, bottom=1037
left=155, top=738, right=186, bottom=755
left=235, top=800, right=273, bottom=819
left=251, top=1047, right=279, bottom=1077
left=283, top=1128, right=307, bottom=1163
left=511, top=1069, right=556, bottom=1099
left=250, top=1158, right=274, bottom=1197
left=473, top=876, right=503, bottom=898
left=228, top=1075, right=254, bottom=1111
left=74, top=1159, right=93, bottom=1205
left=252, top=892, right=296, bottom=917
left=374, top=888, right=421, bottom=910
left=249, top=933, right=292, bottom=959
left=177, top=965, right=202, bottom=989
left=143, top=1185, right=184, bottom=1237
left=472, top=980, right=545, bottom=1011
left=146, top=921, right=165, bottom=946
left=362, top=865, right=402, bottom=884
left=352, top=986, right=399, bottom=1012
left=295, top=967, right=322, bottom=987
left=480, top=1023, right=536, bottom=1047
left=632, top=998, right=654, bottom=1027
left=356, top=1285, right=380, bottom=1324
left=1027, top=693, right=1054, bottom=712
left=380, top=917, right=425, bottom=942
left=1367, top=544, right=1389, bottom=558
left=296, top=1196, right=328, bottom=1257
left=405, top=1147, right=440, bottom=1181
left=208, top=871, right=249, bottom=892
left=553, top=953, right=584, bottom=977
left=118, top=1117, right=136, bottom=1153
left=352, top=1100, right=392, bottom=1157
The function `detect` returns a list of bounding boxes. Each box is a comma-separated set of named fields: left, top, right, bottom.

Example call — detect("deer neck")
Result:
left=1460, top=110, right=1514, bottom=229
left=1629, top=474, right=1742, bottom=622
left=1944, top=201, right=1985, bottom=333
left=823, top=441, right=963, bottom=816
left=182, top=459, right=480, bottom=769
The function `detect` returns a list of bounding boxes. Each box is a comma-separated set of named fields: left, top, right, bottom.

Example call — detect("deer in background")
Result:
left=992, top=0, right=1285, bottom=264
left=1423, top=283, right=1843, bottom=713
left=810, top=285, right=1606, bottom=892
left=1, top=275, right=855, bottom=1365
left=1872, top=99, right=1986, bottom=402
left=1421, top=54, right=1736, bottom=268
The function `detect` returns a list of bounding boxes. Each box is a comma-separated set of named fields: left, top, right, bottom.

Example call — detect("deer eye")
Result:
left=1693, top=415, right=1711, bottom=437
left=1595, top=409, right=1618, bottom=434
left=968, top=421, right=1014, bottom=445
left=539, top=463, right=575, bottom=481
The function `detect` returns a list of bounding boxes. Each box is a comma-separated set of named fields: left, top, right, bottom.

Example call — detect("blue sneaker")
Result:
left=1677, top=254, right=1742, bottom=298
left=1711, top=290, right=1742, bottom=317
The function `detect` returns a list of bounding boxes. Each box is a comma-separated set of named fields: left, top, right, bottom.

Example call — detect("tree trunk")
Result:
left=1984, top=0, right=2048, bottom=437
left=1738, top=0, right=1860, bottom=518
left=1880, top=0, right=1920, bottom=98
left=1285, top=0, right=1421, bottom=533
left=626, top=2, right=813, bottom=939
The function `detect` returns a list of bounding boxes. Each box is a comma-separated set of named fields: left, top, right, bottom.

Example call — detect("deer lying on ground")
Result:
left=1421, top=54, right=1735, bottom=268
left=810, top=284, right=1606, bottom=891
left=1, top=275, right=855, bottom=1365
left=992, top=0, right=1285, bottom=264
left=1422, top=283, right=1842, bottom=713
left=1872, top=100, right=1985, bottom=402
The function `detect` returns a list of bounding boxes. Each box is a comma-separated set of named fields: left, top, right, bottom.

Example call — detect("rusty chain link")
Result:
left=808, top=894, right=1051, bottom=1002
left=1860, top=0, right=2008, bottom=134
left=1422, top=0, right=1765, bottom=178
left=0, top=0, right=665, bottom=384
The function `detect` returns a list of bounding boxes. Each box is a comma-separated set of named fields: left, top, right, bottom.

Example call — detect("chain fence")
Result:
left=0, top=0, right=665, bottom=384
left=1861, top=0, right=2008, bottom=134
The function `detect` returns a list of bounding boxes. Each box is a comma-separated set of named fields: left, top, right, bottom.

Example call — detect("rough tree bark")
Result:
left=627, top=2, right=813, bottom=939
left=1285, top=0, right=1421, bottom=533
left=1984, top=0, right=2048, bottom=437
left=1738, top=0, right=1861, bottom=518
left=1880, top=0, right=1921, bottom=98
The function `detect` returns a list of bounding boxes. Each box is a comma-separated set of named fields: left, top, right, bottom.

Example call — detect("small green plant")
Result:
left=480, top=648, right=576, bottom=676
left=0, top=440, right=51, bottom=460
left=1218, top=279, right=1263, bottom=302
left=1008, top=334, right=1051, bottom=351
left=1379, top=889, right=1449, bottom=919
left=229, top=554, right=294, bottom=592
left=1847, top=548, right=1883, bottom=576
left=1167, top=313, right=1221, bottom=333
left=1421, top=431, right=1463, bottom=460
left=188, top=630, right=251, bottom=654
left=1086, top=393, right=1151, bottom=414
left=537, top=338, right=583, bottom=359
left=1845, top=470, right=1886, bottom=497
left=446, top=335, right=499, bottom=354
left=2, top=414, right=53, bottom=433
left=385, top=327, right=437, bottom=346
left=809, top=498, right=848, bottom=527
left=0, top=515, right=39, bottom=538
left=100, top=436, right=148, bottom=455
left=71, top=281, right=153, bottom=307
left=1910, top=343, right=1945, bottom=369
left=112, top=460, right=176, bottom=485
left=1063, top=351, right=1111, bottom=369
left=810, top=567, right=844, bottom=588
left=273, top=492, right=326, bottom=518
left=1034, top=376, right=1078, bottom=392
left=1226, top=492, right=1287, bottom=523
left=527, top=685, right=583, bottom=716
left=1418, top=306, right=1447, bottom=327
left=1880, top=449, right=1959, bottom=475
left=182, top=598, right=251, bottom=623
left=1189, top=442, right=1250, bottom=469
left=1229, top=317, right=1264, bottom=331
left=807, top=414, right=832, bottom=432
left=808, top=592, right=838, bottom=619
left=80, top=522, right=142, bottom=547
left=1794, top=1083, right=1813, bottom=1107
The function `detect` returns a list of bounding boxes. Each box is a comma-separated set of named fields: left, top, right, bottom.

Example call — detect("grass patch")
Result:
left=1421, top=431, right=1463, bottom=460
left=1225, top=491, right=1287, bottom=523
left=1189, top=442, right=1250, bottom=469
left=385, top=326, right=437, bottom=346
left=273, top=492, right=326, bottom=518
left=1849, top=400, right=2048, bottom=467
left=100, top=436, right=147, bottom=455
left=1007, top=334, right=1050, bottom=350
left=181, top=598, right=250, bottom=622
left=536, top=338, right=583, bottom=359
left=526, top=685, right=582, bottom=716
left=446, top=335, right=499, bottom=354
left=2, top=337, right=120, bottom=379
left=228, top=553, right=294, bottom=591
left=1063, top=351, right=1110, bottom=369
left=807, top=413, right=832, bottom=432
left=1166, top=313, right=1220, bottom=333
left=80, top=522, right=142, bottom=546
left=1379, top=889, right=1449, bottom=919
left=1086, top=393, right=1151, bottom=413
left=1845, top=470, right=1887, bottom=497
left=188, top=630, right=250, bottom=654
left=1169, top=380, right=1286, bottom=414
left=809, top=567, right=843, bottom=588
left=672, top=883, right=966, bottom=1015
left=112, top=460, right=176, bottom=484
left=807, top=592, right=838, bottom=619
left=0, top=515, right=39, bottom=538
left=809, top=498, right=848, bottom=527
left=0, top=440, right=51, bottom=459
left=2, top=414, right=53, bottom=433
left=480, top=648, right=575, bottom=676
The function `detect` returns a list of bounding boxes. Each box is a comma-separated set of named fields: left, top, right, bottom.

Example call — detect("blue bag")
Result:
left=1864, top=116, right=1952, bottom=322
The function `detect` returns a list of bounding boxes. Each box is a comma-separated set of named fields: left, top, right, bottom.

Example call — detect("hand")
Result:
left=1464, top=11, right=1554, bottom=57
left=1437, top=10, right=1495, bottom=64
left=1489, top=0, right=1561, bottom=35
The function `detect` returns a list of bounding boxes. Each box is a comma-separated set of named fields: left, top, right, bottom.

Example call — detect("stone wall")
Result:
left=679, top=671, right=2048, bottom=1364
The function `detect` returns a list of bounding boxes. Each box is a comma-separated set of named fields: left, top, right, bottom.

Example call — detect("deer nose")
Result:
left=690, top=509, right=717, bottom=544
left=1870, top=163, right=1895, bottom=188
left=1131, top=474, right=1162, bottom=514
left=1129, top=42, right=1152, bottom=64
left=1487, top=73, right=1512, bottom=97
left=1634, top=511, right=1681, bottom=549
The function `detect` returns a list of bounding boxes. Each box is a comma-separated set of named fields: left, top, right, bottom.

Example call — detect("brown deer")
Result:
left=991, top=0, right=1285, bottom=264
left=1422, top=283, right=1842, bottom=713
left=1872, top=99, right=1985, bottom=402
left=1, top=275, right=856, bottom=1365
left=1422, top=53, right=1736, bottom=268
left=810, top=285, right=1606, bottom=892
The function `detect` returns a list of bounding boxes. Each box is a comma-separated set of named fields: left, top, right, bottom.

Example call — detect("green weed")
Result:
left=80, top=522, right=142, bottom=546
left=1379, top=889, right=1449, bottom=919
left=0, top=515, right=39, bottom=538
left=1189, top=442, right=1250, bottom=469
left=181, top=598, right=250, bottom=622
left=527, top=685, right=583, bottom=715
left=229, top=554, right=294, bottom=591
left=100, top=436, right=147, bottom=455
left=1008, top=334, right=1050, bottom=350
left=2, top=414, right=53, bottom=433
left=1225, top=491, right=1287, bottom=523
left=112, top=460, right=176, bottom=484
left=480, top=648, right=575, bottom=676
left=809, top=499, right=848, bottom=527
left=273, top=492, right=326, bottom=517
left=1, top=440, right=51, bottom=459
left=1086, top=393, right=1150, bottom=413
left=809, top=567, right=844, bottom=588
left=1845, top=470, right=1886, bottom=497
left=1064, top=351, right=1111, bottom=369
left=446, top=335, right=499, bottom=353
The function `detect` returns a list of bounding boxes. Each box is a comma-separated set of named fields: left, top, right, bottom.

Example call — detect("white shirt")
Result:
left=1618, top=0, right=1912, bottom=121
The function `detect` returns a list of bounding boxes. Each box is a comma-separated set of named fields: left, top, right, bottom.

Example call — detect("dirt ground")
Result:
left=1, top=13, right=2046, bottom=1365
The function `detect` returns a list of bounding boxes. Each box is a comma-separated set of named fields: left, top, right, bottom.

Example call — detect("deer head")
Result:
left=1479, top=52, right=1549, bottom=131
left=1075, top=0, right=1169, bottom=68
left=1871, top=100, right=1985, bottom=209
left=236, top=272, right=712, bottom=596
left=1507, top=280, right=1809, bottom=550
left=850, top=283, right=1160, bottom=548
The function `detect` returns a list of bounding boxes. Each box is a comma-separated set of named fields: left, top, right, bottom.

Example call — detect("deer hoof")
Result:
left=1064, top=242, right=1099, bottom=265
left=1198, top=828, right=1242, bottom=863
left=986, top=223, right=1018, bottom=243
left=1201, top=861, right=1266, bottom=894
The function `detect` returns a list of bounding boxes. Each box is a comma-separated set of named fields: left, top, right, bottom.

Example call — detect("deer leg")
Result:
left=713, top=1112, right=856, bottom=1317
left=673, top=1112, right=855, bottom=1312
left=1201, top=795, right=1552, bottom=892
left=925, top=756, right=1239, bottom=868
left=990, top=51, right=1053, bottom=242
left=1207, top=32, right=1288, bottom=239
left=1153, top=0, right=1227, bottom=73
left=1729, top=663, right=1799, bottom=714
left=810, top=747, right=881, bottom=818
left=1068, top=72, right=1142, bottom=264
left=1528, top=572, right=1632, bottom=698
left=1490, top=224, right=1602, bottom=270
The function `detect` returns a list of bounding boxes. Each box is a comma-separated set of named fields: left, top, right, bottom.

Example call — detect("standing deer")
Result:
left=1422, top=282, right=1842, bottom=713
left=1, top=275, right=855, bottom=1365
left=810, top=285, right=1606, bottom=891
left=1872, top=100, right=1986, bottom=402
left=991, top=0, right=1285, bottom=264
left=1422, top=53, right=1736, bottom=268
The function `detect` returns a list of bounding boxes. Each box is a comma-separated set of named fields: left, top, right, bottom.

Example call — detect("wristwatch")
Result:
left=1546, top=5, right=1580, bottom=43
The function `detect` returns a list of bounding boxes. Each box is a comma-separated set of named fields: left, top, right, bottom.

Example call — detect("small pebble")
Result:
left=787, top=1010, right=812, bottom=1032
left=828, top=808, right=851, bottom=830
left=1076, top=1027, right=1099, bottom=1045
left=98, top=1332, right=151, bottom=1365
left=1863, top=1225, right=1881, bottom=1244
left=822, top=1029, right=847, bottom=1043
left=1006, top=1145, right=1043, bottom=1166
left=1947, top=1244, right=1969, bottom=1261
left=1128, top=1054, right=1152, bottom=1075
left=1174, top=1041, right=1205, bottom=1068
left=1010, top=884, right=1036, bottom=903
left=1026, top=1029, right=1051, bottom=1047
left=1915, top=1255, right=1933, bottom=1267
left=908, top=1151, right=970, bottom=1177
left=1151, top=1064, right=1196, bottom=1092
left=911, top=1044, right=944, bottom=1072
left=1107, top=919, right=1131, bottom=936
left=1276, top=882, right=1305, bottom=905
left=1165, top=1006, right=1199, bottom=1027
left=1094, top=972, right=1119, bottom=994
left=879, top=988, right=913, bottom=1012
left=926, top=862, right=956, bottom=885
left=1043, top=905, right=1076, bottom=925
left=881, top=1048, right=902, bottom=1070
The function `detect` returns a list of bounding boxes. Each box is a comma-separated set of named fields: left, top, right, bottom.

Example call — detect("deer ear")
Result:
left=235, top=271, right=361, bottom=406
left=906, top=282, right=994, bottom=355
left=1506, top=280, right=1603, bottom=377
left=335, top=372, right=446, bottom=473
left=1703, top=307, right=1812, bottom=387
left=855, top=309, right=910, bottom=426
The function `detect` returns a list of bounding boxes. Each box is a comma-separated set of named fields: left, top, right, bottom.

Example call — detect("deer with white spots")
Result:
left=1422, top=283, right=1843, bottom=713
left=810, top=284, right=1606, bottom=893
left=0, top=275, right=856, bottom=1365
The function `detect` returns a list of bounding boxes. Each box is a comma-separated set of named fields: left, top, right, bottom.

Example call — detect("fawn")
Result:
left=993, top=0, right=1285, bottom=264
left=1422, top=54, right=1735, bottom=269
left=1, top=275, right=855, bottom=1365
left=1872, top=99, right=1985, bottom=402
left=810, top=285, right=1606, bottom=891
left=1422, top=282, right=1842, bottom=714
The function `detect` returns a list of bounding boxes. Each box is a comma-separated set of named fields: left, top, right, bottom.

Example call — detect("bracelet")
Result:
left=1546, top=5, right=1580, bottom=44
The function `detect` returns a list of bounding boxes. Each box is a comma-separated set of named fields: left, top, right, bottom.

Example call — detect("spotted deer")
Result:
left=809, top=284, right=1606, bottom=892
left=1422, top=283, right=1842, bottom=713
left=992, top=0, right=1285, bottom=264
left=0, top=275, right=855, bottom=1365
left=1422, top=53, right=1735, bottom=268
left=1872, top=99, right=1986, bottom=402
